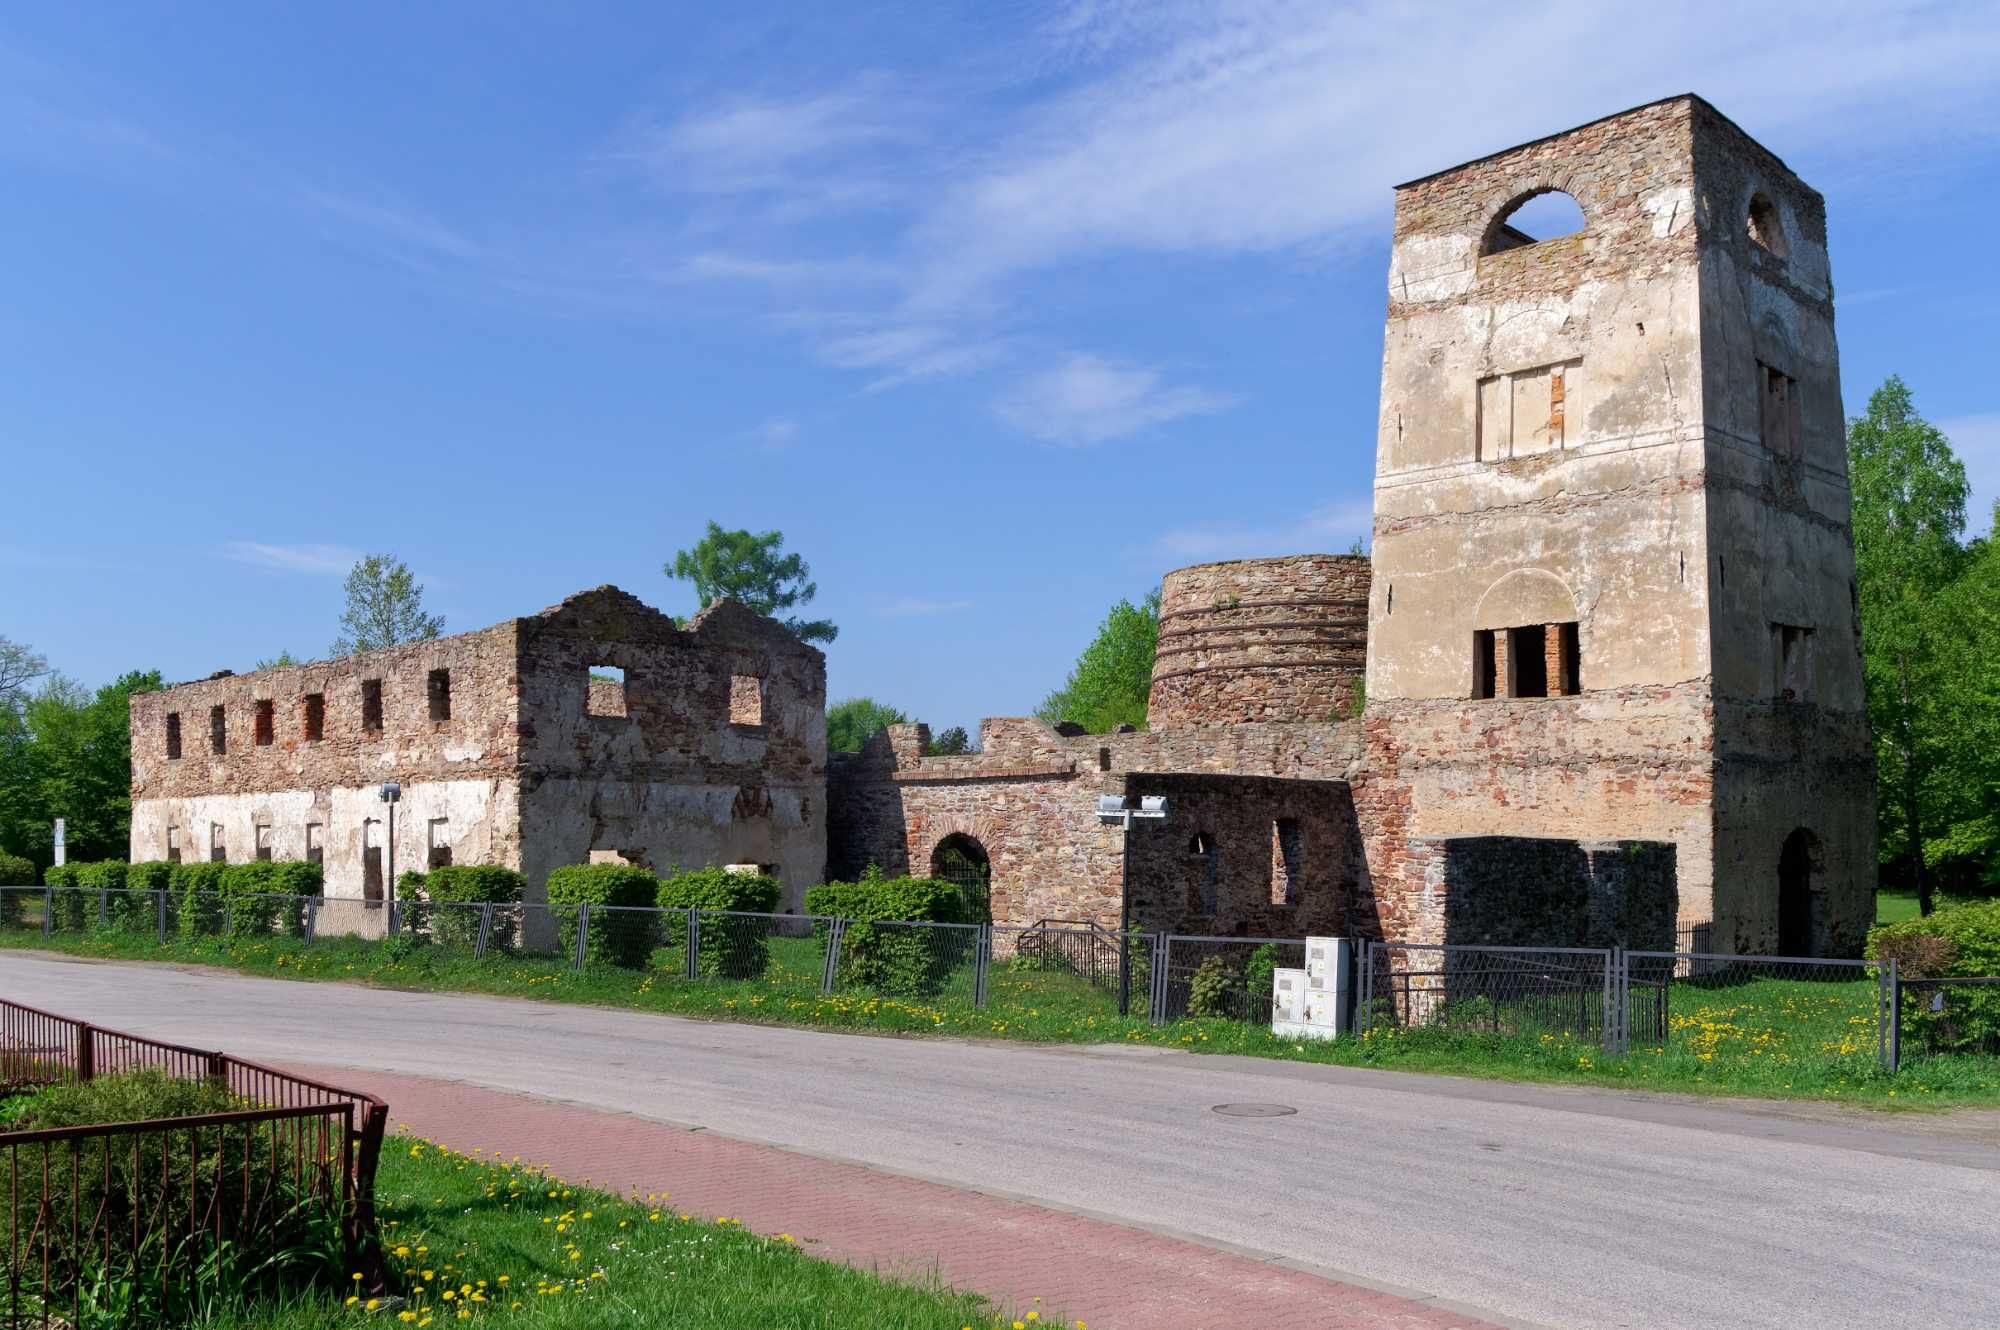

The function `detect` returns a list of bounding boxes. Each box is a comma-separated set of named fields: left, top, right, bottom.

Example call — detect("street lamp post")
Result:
left=1097, top=793, right=1167, bottom=1016
left=378, top=782, right=401, bottom=925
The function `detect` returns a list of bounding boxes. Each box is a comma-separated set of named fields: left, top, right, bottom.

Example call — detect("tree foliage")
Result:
left=667, top=522, right=837, bottom=645
left=332, top=554, right=443, bottom=656
left=254, top=650, right=300, bottom=671
left=0, top=637, right=48, bottom=712
left=1848, top=376, right=1997, bottom=910
left=0, top=668, right=161, bottom=871
left=1034, top=590, right=1160, bottom=734
left=826, top=697, right=908, bottom=753
left=926, top=725, right=974, bottom=756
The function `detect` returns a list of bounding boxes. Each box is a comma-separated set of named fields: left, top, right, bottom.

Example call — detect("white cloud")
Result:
left=221, top=542, right=359, bottom=575
left=995, top=353, right=1231, bottom=445
left=1940, top=412, right=2000, bottom=535
left=293, top=188, right=486, bottom=265
left=873, top=596, right=975, bottom=618
left=1151, top=498, right=1373, bottom=562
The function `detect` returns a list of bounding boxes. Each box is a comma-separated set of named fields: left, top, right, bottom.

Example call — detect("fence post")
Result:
left=303, top=896, right=319, bottom=946
left=1147, top=934, right=1169, bottom=1026
left=1883, top=957, right=1899, bottom=1073
left=475, top=903, right=493, bottom=960
left=1601, top=949, right=1617, bottom=1056
left=41, top=887, right=52, bottom=937
left=686, top=910, right=701, bottom=981
left=972, top=924, right=991, bottom=1009
left=574, top=904, right=590, bottom=971
left=820, top=918, right=844, bottom=995
left=97, top=889, right=107, bottom=929
left=75, top=1022, right=94, bottom=1082
left=157, top=889, right=168, bottom=945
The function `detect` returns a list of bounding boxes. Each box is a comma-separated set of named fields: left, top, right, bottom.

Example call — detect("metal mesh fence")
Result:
left=1362, top=943, right=1615, bottom=1049
left=1156, top=936, right=1305, bottom=1024
left=825, top=920, right=981, bottom=1006
left=1621, top=952, right=1890, bottom=1067
left=1893, top=976, right=2000, bottom=1064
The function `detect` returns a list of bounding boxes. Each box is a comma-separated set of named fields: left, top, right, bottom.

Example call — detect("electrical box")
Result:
left=1271, top=967, right=1306, bottom=1023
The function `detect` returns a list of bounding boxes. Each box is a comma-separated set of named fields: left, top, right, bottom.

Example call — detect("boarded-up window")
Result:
left=1271, top=820, right=1304, bottom=906
left=305, top=823, right=323, bottom=867
left=302, top=693, right=325, bottom=741
left=253, top=699, right=275, bottom=747
left=209, top=705, right=226, bottom=755
left=255, top=824, right=274, bottom=862
left=1759, top=364, right=1802, bottom=460
left=428, top=669, right=451, bottom=723
left=1478, top=359, right=1581, bottom=460
left=729, top=674, right=764, bottom=726
left=427, top=817, right=452, bottom=870
left=361, top=679, right=384, bottom=733
left=165, top=713, right=182, bottom=760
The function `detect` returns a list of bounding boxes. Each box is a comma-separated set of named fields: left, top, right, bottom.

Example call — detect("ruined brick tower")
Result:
left=1362, top=95, right=1875, bottom=955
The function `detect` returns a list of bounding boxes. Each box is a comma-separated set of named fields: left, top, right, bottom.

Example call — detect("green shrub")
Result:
left=44, top=862, right=89, bottom=932
left=125, top=861, right=174, bottom=892
left=1244, top=943, right=1280, bottom=1013
left=218, top=861, right=323, bottom=938
left=1869, top=899, right=2000, bottom=1053
left=658, top=867, right=782, bottom=979
left=0, top=851, right=33, bottom=928
left=171, top=862, right=229, bottom=941
left=417, top=865, right=526, bottom=952
left=804, top=871, right=971, bottom=998
left=73, top=860, right=156, bottom=936
left=546, top=864, right=660, bottom=968
left=1185, top=954, right=1242, bottom=1019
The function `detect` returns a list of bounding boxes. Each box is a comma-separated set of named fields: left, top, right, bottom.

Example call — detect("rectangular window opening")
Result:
left=1774, top=624, right=1814, bottom=701
left=253, top=698, right=275, bottom=747
left=165, top=712, right=182, bottom=760
left=305, top=823, right=323, bottom=867
left=1555, top=622, right=1581, bottom=696
left=302, top=692, right=325, bottom=742
left=209, top=705, right=227, bottom=754
left=255, top=824, right=274, bottom=862
left=166, top=825, right=181, bottom=865
left=1473, top=630, right=1497, bottom=700
left=1271, top=819, right=1304, bottom=907
left=585, top=665, right=627, bottom=718
left=427, top=668, right=451, bottom=723
left=427, top=817, right=452, bottom=870
left=1758, top=363, right=1803, bottom=460
left=363, top=820, right=383, bottom=905
left=729, top=674, right=765, bottom=727
left=1508, top=625, right=1550, bottom=698
left=209, top=823, right=226, bottom=863
left=361, top=679, right=384, bottom=733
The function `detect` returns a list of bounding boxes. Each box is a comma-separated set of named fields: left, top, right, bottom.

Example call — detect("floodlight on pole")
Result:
left=378, top=782, right=402, bottom=920
left=1097, top=791, right=1169, bottom=1015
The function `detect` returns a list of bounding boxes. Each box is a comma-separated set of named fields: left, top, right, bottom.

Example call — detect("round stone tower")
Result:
left=1148, top=554, right=1371, bottom=729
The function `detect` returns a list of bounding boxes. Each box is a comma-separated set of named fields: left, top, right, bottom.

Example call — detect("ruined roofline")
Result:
left=1391, top=92, right=1807, bottom=194
left=1164, top=551, right=1370, bottom=576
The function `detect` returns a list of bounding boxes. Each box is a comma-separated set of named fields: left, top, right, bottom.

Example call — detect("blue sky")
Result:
left=4, top=1, right=1998, bottom=732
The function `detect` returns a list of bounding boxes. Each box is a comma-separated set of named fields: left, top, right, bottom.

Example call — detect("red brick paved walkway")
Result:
left=298, top=1064, right=1499, bottom=1330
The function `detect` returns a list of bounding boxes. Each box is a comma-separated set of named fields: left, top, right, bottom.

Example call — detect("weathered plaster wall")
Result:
left=1149, top=556, right=1370, bottom=728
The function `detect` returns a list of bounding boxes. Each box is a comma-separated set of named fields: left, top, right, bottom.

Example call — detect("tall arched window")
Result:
left=1483, top=189, right=1585, bottom=255
left=1186, top=832, right=1219, bottom=915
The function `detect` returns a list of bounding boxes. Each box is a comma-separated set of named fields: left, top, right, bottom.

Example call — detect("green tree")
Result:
left=1848, top=376, right=1975, bottom=915
left=1916, top=517, right=2000, bottom=888
left=667, top=522, right=837, bottom=645
left=331, top=554, right=443, bottom=656
left=0, top=636, right=47, bottom=711
left=826, top=697, right=908, bottom=753
left=1034, top=590, right=1160, bottom=734
left=926, top=725, right=974, bottom=756
left=0, top=669, right=161, bottom=868
left=255, top=650, right=300, bottom=671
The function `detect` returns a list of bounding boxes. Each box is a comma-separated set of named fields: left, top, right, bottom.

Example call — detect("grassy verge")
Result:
left=203, top=1132, right=1066, bottom=1330
left=7, top=927, right=1998, bottom=1108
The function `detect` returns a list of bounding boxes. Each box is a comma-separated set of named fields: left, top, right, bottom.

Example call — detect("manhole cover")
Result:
left=1211, top=1103, right=1298, bottom=1118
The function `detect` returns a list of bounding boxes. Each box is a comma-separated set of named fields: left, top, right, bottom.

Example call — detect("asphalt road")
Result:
left=7, top=953, right=1997, bottom=1330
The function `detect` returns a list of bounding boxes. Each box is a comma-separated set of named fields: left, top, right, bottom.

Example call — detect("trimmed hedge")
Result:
left=219, top=861, right=323, bottom=939
left=1869, top=899, right=2000, bottom=1054
left=804, top=872, right=971, bottom=998
left=411, top=865, right=525, bottom=951
left=546, top=864, right=659, bottom=968
left=658, top=868, right=782, bottom=979
left=0, top=852, right=30, bottom=927
left=171, top=862, right=229, bottom=940
left=43, top=863, right=90, bottom=932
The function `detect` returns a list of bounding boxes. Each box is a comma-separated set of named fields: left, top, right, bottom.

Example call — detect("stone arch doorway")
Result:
left=1777, top=828, right=1821, bottom=956
left=930, top=833, right=992, bottom=924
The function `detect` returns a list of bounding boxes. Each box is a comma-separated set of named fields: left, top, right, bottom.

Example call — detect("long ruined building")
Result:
left=131, top=96, right=1876, bottom=956
left=129, top=588, right=828, bottom=910
left=828, top=95, right=1876, bottom=957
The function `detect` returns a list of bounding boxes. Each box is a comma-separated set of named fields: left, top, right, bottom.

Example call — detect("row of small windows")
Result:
left=165, top=817, right=452, bottom=888
left=166, top=672, right=453, bottom=759
left=1468, top=619, right=1816, bottom=701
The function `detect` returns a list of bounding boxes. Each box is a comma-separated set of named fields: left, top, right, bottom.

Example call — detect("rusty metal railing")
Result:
left=0, top=998, right=388, bottom=1326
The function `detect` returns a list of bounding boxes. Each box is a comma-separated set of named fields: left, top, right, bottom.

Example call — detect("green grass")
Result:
left=199, top=1132, right=1061, bottom=1330
left=1876, top=890, right=1922, bottom=925
left=8, top=922, right=1999, bottom=1108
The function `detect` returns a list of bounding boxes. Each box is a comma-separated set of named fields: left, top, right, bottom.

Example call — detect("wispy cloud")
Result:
left=995, top=354, right=1231, bottom=445
left=1151, top=499, right=1374, bottom=562
left=221, top=542, right=359, bottom=575
left=873, top=596, right=976, bottom=618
